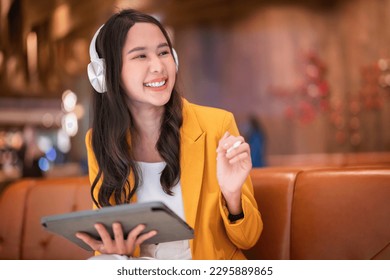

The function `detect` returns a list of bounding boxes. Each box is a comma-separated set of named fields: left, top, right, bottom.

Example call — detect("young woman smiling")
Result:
left=76, top=8, right=263, bottom=260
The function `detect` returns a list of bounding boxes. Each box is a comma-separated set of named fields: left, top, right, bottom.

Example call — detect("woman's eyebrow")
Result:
left=127, top=46, right=145, bottom=55
left=126, top=43, right=169, bottom=55
left=157, top=42, right=169, bottom=49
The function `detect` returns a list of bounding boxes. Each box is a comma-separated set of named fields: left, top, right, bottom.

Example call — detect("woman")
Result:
left=76, top=8, right=262, bottom=260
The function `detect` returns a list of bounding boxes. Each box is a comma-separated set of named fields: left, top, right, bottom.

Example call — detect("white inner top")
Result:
left=135, top=161, right=191, bottom=260
left=136, top=161, right=185, bottom=220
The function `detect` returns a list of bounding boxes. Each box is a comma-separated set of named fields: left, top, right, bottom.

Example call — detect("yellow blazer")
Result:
left=85, top=98, right=263, bottom=259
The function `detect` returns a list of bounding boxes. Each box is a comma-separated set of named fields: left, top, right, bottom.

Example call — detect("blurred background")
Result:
left=1, top=0, right=390, bottom=185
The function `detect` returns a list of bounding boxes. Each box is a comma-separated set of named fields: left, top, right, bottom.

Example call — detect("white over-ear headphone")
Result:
left=87, top=25, right=106, bottom=93
left=87, top=25, right=179, bottom=94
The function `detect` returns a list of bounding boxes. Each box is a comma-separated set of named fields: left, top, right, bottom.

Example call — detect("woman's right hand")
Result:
left=76, top=223, right=157, bottom=256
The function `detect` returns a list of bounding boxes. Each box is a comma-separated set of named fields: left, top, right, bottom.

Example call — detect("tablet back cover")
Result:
left=41, top=201, right=194, bottom=251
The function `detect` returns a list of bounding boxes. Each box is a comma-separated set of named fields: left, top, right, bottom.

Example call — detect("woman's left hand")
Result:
left=216, top=131, right=252, bottom=214
left=76, top=223, right=157, bottom=256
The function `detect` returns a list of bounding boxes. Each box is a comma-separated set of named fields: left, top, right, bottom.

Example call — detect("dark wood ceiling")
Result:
left=0, top=0, right=346, bottom=98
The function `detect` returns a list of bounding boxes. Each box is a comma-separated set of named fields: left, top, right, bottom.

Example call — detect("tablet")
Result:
left=41, top=201, right=194, bottom=251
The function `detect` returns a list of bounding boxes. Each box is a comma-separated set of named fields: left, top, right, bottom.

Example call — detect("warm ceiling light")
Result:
left=51, top=4, right=71, bottom=39
left=0, top=0, right=12, bottom=18
left=26, top=31, right=38, bottom=79
left=115, top=0, right=151, bottom=10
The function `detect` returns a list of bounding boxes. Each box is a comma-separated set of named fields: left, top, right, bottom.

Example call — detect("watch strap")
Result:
left=228, top=211, right=244, bottom=222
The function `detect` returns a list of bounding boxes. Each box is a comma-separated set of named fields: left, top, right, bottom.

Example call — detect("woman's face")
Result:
left=121, top=23, right=176, bottom=111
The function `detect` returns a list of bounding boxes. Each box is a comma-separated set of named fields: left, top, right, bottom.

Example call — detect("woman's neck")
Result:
left=130, top=106, right=164, bottom=162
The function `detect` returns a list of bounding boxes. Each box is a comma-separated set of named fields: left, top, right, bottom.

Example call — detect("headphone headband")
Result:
left=89, top=25, right=104, bottom=60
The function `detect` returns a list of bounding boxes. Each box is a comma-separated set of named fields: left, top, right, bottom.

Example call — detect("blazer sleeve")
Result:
left=218, top=113, right=263, bottom=250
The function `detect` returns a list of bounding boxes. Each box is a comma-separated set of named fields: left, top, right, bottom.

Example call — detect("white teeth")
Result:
left=144, top=80, right=166, bottom=87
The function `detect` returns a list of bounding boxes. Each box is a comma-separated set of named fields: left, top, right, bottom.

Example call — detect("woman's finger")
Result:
left=75, top=232, right=102, bottom=251
left=112, top=222, right=127, bottom=254
left=94, top=223, right=113, bottom=248
left=126, top=224, right=146, bottom=242
left=216, top=131, right=231, bottom=153
left=134, top=230, right=158, bottom=246
left=229, top=151, right=250, bottom=164
left=222, top=136, right=245, bottom=152
left=225, top=142, right=250, bottom=159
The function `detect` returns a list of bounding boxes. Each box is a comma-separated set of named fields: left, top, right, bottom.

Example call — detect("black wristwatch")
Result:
left=228, top=211, right=244, bottom=222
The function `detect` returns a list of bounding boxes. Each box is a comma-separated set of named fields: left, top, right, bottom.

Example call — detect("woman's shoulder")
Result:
left=181, top=98, right=237, bottom=136
left=183, top=98, right=234, bottom=122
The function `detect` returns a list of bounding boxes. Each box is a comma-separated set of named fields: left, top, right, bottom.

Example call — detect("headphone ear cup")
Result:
left=87, top=58, right=106, bottom=93
left=172, top=48, right=179, bottom=72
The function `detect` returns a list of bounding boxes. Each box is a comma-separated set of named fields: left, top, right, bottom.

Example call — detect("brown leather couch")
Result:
left=0, top=166, right=389, bottom=260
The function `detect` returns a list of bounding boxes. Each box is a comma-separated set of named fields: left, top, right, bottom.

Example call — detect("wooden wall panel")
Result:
left=175, top=0, right=390, bottom=156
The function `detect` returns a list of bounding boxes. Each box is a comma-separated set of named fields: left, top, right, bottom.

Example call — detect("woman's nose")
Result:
left=149, top=55, right=163, bottom=73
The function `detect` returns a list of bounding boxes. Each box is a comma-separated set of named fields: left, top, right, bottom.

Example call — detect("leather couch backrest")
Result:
left=291, top=167, right=390, bottom=260
left=0, top=179, right=35, bottom=259
left=0, top=177, right=93, bottom=260
left=1, top=166, right=389, bottom=260
left=245, top=167, right=302, bottom=260
left=22, top=177, right=93, bottom=260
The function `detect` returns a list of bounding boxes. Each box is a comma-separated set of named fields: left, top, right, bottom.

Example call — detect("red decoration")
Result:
left=270, top=51, right=330, bottom=125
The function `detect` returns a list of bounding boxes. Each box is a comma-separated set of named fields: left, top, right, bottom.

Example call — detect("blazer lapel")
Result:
left=180, top=100, right=205, bottom=229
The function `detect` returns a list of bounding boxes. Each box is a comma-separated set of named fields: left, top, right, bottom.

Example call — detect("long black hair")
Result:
left=90, top=9, right=183, bottom=207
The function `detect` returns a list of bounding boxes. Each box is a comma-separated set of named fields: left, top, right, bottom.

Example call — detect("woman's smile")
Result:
left=144, top=78, right=168, bottom=91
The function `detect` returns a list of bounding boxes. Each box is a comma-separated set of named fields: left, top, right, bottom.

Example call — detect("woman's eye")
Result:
left=134, top=54, right=146, bottom=59
left=159, top=50, right=170, bottom=56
